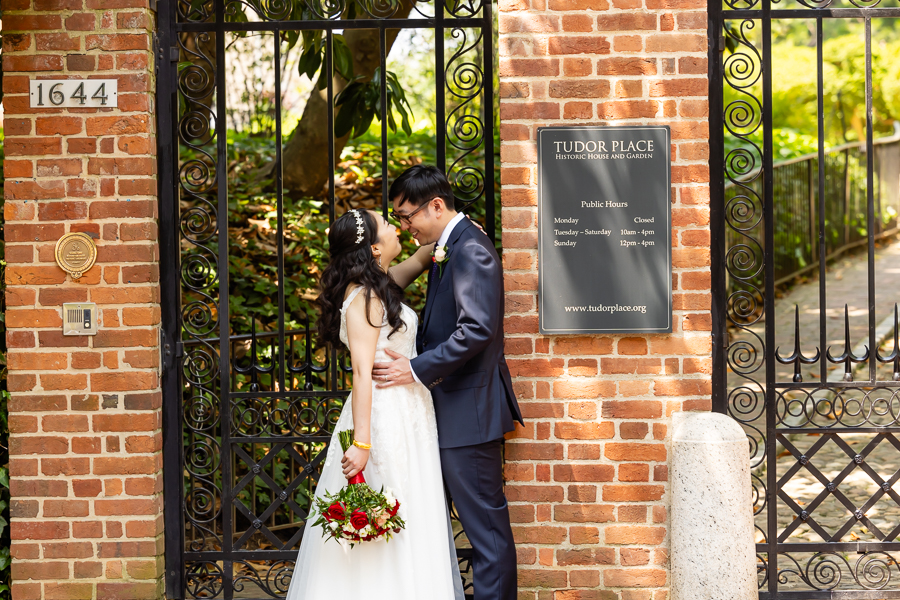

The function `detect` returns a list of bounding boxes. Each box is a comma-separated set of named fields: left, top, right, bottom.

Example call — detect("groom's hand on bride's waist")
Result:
left=372, top=349, right=415, bottom=388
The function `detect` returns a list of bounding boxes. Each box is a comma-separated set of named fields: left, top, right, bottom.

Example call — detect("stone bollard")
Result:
left=671, top=412, right=757, bottom=600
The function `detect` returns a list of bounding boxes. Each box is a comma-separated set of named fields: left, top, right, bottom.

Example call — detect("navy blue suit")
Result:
left=410, top=218, right=523, bottom=600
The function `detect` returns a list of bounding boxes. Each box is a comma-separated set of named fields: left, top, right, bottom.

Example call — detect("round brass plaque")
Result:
left=55, top=232, right=97, bottom=280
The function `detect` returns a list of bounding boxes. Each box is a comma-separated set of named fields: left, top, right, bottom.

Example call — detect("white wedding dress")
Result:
left=286, top=286, right=464, bottom=600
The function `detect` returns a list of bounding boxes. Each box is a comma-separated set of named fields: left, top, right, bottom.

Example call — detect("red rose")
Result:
left=323, top=502, right=345, bottom=522
left=387, top=500, right=400, bottom=517
left=350, top=510, right=370, bottom=530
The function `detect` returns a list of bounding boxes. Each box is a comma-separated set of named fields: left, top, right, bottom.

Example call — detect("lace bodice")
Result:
left=339, top=286, right=418, bottom=362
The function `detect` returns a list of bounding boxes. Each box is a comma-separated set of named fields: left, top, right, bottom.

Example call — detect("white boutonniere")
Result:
left=432, top=245, right=449, bottom=277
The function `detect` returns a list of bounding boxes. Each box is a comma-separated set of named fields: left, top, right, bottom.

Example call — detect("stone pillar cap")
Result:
left=673, top=411, right=746, bottom=444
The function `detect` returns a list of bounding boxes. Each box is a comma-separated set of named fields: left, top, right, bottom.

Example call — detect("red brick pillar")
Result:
left=498, top=0, right=711, bottom=597
left=2, top=3, right=164, bottom=599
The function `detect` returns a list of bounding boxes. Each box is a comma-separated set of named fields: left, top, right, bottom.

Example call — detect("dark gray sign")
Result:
left=538, top=126, right=672, bottom=334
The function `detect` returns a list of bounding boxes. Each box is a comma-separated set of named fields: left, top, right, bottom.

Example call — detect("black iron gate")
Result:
left=157, top=1, right=494, bottom=597
left=711, top=0, right=900, bottom=597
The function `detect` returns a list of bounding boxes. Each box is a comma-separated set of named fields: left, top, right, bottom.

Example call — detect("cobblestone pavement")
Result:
left=727, top=240, right=900, bottom=590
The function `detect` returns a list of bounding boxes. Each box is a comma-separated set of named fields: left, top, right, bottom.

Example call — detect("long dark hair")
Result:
left=317, top=209, right=406, bottom=346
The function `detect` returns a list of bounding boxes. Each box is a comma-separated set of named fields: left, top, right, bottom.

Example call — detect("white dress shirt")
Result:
left=435, top=211, right=466, bottom=250
left=409, top=211, right=466, bottom=384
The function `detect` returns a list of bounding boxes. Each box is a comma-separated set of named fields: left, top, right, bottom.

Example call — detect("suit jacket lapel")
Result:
left=421, top=218, right=473, bottom=332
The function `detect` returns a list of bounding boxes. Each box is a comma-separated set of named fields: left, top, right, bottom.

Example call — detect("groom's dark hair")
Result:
left=390, top=165, right=457, bottom=211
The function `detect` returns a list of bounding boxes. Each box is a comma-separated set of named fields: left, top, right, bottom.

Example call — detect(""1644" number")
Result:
left=30, top=80, right=117, bottom=108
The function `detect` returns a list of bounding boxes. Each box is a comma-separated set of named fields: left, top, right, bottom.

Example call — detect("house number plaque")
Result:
left=55, top=232, right=97, bottom=279
left=30, top=79, right=118, bottom=108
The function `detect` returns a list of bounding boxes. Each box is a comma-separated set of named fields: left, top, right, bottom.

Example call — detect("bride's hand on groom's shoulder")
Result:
left=467, top=215, right=487, bottom=236
left=341, top=445, right=369, bottom=480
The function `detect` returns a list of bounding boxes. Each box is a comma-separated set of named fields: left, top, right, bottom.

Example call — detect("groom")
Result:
left=374, top=165, right=524, bottom=600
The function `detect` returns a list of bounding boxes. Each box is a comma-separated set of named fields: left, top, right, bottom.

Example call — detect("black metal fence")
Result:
left=726, top=124, right=900, bottom=290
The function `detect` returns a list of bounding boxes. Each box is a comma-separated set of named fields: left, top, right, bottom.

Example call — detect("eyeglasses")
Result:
left=390, top=202, right=429, bottom=225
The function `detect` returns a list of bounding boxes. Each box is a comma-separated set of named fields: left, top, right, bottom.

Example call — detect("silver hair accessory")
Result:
left=349, top=209, right=365, bottom=245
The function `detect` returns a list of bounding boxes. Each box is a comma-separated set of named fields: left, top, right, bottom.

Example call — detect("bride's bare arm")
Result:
left=389, top=243, right=434, bottom=289
left=341, top=291, right=383, bottom=479
left=389, top=217, right=488, bottom=289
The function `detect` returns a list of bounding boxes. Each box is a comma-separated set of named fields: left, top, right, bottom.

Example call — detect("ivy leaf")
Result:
left=355, top=109, right=376, bottom=140
left=386, top=71, right=414, bottom=135
left=333, top=68, right=416, bottom=139
left=297, top=43, right=323, bottom=81
left=334, top=83, right=363, bottom=138
left=283, top=29, right=300, bottom=51
left=333, top=36, right=355, bottom=82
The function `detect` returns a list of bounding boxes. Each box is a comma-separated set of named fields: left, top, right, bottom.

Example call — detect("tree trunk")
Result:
left=280, top=2, right=415, bottom=196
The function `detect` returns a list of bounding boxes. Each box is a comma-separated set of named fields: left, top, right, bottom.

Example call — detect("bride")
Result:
left=286, top=208, right=464, bottom=599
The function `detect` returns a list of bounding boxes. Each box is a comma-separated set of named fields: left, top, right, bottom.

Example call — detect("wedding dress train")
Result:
left=286, top=286, right=464, bottom=600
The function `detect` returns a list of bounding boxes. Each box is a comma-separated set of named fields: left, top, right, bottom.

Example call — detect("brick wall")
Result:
left=2, top=2, right=163, bottom=599
left=497, top=0, right=710, bottom=596
left=0, top=0, right=709, bottom=596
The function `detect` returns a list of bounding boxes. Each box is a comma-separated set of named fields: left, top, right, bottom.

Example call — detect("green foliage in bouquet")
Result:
left=311, top=429, right=406, bottom=548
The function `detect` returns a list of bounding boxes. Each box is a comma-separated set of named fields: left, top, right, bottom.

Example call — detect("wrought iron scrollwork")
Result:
left=757, top=551, right=768, bottom=589
left=178, top=0, right=215, bottom=22
left=775, top=552, right=900, bottom=591
left=185, top=561, right=225, bottom=597
left=793, top=0, right=881, bottom=10
left=224, top=0, right=293, bottom=20
left=775, top=387, right=900, bottom=428
left=445, top=0, right=482, bottom=17
left=411, top=0, right=436, bottom=18
left=177, top=30, right=224, bottom=562
left=445, top=28, right=486, bottom=211
left=723, top=0, right=759, bottom=11
left=722, top=18, right=767, bottom=498
left=181, top=0, right=444, bottom=21
left=233, top=561, right=295, bottom=598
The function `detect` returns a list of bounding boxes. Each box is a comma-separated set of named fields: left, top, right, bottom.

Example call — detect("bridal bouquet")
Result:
left=312, top=429, right=406, bottom=547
